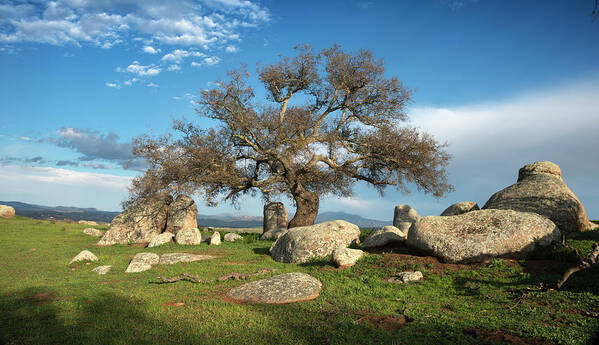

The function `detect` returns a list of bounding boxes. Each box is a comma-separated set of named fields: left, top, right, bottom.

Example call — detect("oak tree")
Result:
left=128, top=44, right=453, bottom=228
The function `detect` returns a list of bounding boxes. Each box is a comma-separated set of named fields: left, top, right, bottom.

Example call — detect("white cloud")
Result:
left=147, top=82, right=159, bottom=87
left=0, top=1, right=270, bottom=48
left=191, top=61, right=202, bottom=67
left=161, top=49, right=205, bottom=63
left=167, top=64, right=181, bottom=71
left=123, top=78, right=139, bottom=86
left=225, top=45, right=238, bottom=53
left=142, top=45, right=159, bottom=54
left=118, top=61, right=161, bottom=77
left=105, top=82, right=120, bottom=88
left=191, top=56, right=221, bottom=67
left=0, top=164, right=133, bottom=211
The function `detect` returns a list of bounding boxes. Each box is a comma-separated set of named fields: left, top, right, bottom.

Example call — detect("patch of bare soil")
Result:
left=222, top=261, right=250, bottom=265
left=129, top=242, right=149, bottom=247
left=162, top=301, right=185, bottom=307
left=24, top=292, right=55, bottom=305
left=463, top=328, right=556, bottom=345
left=355, top=309, right=413, bottom=332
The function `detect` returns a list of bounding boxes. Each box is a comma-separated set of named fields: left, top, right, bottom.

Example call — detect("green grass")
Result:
left=1, top=216, right=598, bottom=345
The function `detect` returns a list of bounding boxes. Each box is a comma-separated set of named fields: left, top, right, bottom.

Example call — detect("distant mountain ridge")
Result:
left=1, top=201, right=391, bottom=228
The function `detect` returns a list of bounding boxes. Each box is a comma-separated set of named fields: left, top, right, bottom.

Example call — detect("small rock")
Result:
left=0, top=205, right=15, bottom=219
left=227, top=272, right=322, bottom=304
left=69, top=250, right=98, bottom=265
left=440, top=201, right=480, bottom=216
left=224, top=233, right=243, bottom=242
left=175, top=228, right=202, bottom=245
left=78, top=220, right=98, bottom=225
left=147, top=232, right=174, bottom=247
left=92, top=265, right=112, bottom=275
left=159, top=253, right=216, bottom=265
left=332, top=247, right=364, bottom=267
left=362, top=226, right=407, bottom=248
left=125, top=252, right=160, bottom=273
left=388, top=271, right=423, bottom=284
left=83, top=228, right=104, bottom=237
left=209, top=231, right=221, bottom=245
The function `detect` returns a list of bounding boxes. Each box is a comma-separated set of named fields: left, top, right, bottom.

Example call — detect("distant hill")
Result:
left=1, top=201, right=390, bottom=228
left=0, top=201, right=119, bottom=223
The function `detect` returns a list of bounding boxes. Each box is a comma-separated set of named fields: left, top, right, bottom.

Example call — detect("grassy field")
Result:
left=0, top=216, right=598, bottom=345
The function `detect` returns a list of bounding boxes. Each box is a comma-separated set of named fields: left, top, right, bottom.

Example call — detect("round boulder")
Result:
left=224, top=233, right=243, bottom=242
left=226, top=272, right=322, bottom=304
left=0, top=205, right=15, bottom=219
left=332, top=247, right=364, bottom=267
left=147, top=232, right=174, bottom=248
left=440, top=201, right=480, bottom=216
left=483, top=161, right=594, bottom=233
left=362, top=225, right=407, bottom=248
left=270, top=220, right=360, bottom=263
left=406, top=209, right=561, bottom=263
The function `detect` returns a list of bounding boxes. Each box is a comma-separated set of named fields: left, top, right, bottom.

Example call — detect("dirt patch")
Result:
left=463, top=327, right=556, bottom=345
left=162, top=301, right=185, bottom=307
left=24, top=292, right=55, bottom=305
left=377, top=253, right=479, bottom=274
left=129, top=242, right=150, bottom=247
left=355, top=310, right=413, bottom=332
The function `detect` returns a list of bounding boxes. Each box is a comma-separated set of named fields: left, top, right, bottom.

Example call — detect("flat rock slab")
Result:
left=92, top=265, right=112, bottom=275
left=226, top=272, right=322, bottom=304
left=83, top=228, right=104, bottom=237
left=69, top=250, right=98, bottom=265
left=388, top=271, right=423, bottom=284
left=159, top=253, right=216, bottom=265
left=125, top=252, right=160, bottom=273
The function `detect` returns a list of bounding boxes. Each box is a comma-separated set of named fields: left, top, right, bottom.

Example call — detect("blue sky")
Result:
left=0, top=0, right=598, bottom=221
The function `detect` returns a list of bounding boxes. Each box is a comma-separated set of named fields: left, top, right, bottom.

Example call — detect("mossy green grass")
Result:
left=1, top=216, right=598, bottom=344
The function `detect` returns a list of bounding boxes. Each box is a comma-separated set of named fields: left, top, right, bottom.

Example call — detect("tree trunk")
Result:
left=288, top=190, right=319, bottom=228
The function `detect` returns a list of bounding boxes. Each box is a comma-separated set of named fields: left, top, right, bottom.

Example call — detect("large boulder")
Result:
left=393, top=204, right=420, bottom=227
left=261, top=202, right=288, bottom=240
left=362, top=226, right=407, bottom=248
left=441, top=201, right=480, bottom=216
left=226, top=272, right=322, bottom=304
left=406, top=209, right=561, bottom=263
left=270, top=220, right=360, bottom=263
left=483, top=161, right=594, bottom=233
left=0, top=205, right=15, bottom=219
left=165, top=195, right=198, bottom=235
left=98, top=194, right=172, bottom=246
left=174, top=228, right=202, bottom=245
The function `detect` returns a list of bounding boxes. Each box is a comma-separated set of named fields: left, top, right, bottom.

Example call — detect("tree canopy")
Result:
left=128, top=44, right=453, bottom=227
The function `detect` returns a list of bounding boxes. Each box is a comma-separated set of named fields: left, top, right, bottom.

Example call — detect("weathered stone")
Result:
left=125, top=252, right=160, bottom=273
left=83, top=228, right=104, bottom=237
left=174, top=228, right=202, bottom=245
left=98, top=194, right=172, bottom=246
left=209, top=231, right=221, bottom=245
left=226, top=272, right=322, bottom=304
left=224, top=233, right=243, bottom=242
left=270, top=220, right=360, bottom=263
left=332, top=247, right=364, bottom=267
left=0, top=205, right=15, bottom=219
left=92, top=265, right=112, bottom=275
left=407, top=209, right=561, bottom=263
left=362, top=225, right=407, bottom=248
left=159, top=253, right=215, bottom=265
left=388, top=271, right=423, bottom=284
left=69, top=250, right=98, bottom=265
left=483, top=161, right=594, bottom=233
left=261, top=202, right=288, bottom=239
left=441, top=201, right=480, bottom=216
left=165, top=195, right=198, bottom=235
left=78, top=220, right=98, bottom=225
left=147, top=232, right=174, bottom=247
left=393, top=204, right=420, bottom=227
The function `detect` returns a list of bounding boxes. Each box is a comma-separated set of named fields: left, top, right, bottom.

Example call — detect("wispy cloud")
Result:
left=117, top=61, right=161, bottom=77
left=146, top=82, right=159, bottom=87
left=105, top=82, right=120, bottom=89
left=161, top=49, right=205, bottom=63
